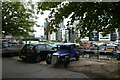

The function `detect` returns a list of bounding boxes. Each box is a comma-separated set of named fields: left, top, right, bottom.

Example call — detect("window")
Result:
left=46, top=44, right=52, bottom=50
left=37, top=44, right=46, bottom=50
left=22, top=44, right=34, bottom=50
left=58, top=45, right=71, bottom=50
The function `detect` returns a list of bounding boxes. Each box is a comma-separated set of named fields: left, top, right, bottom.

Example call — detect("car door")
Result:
left=69, top=45, right=77, bottom=58
left=37, top=44, right=47, bottom=59
left=46, top=44, right=53, bottom=53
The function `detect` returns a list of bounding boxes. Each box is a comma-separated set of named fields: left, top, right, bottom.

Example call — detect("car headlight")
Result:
left=65, top=55, right=69, bottom=58
left=53, top=52, right=60, bottom=56
left=60, top=53, right=69, bottom=56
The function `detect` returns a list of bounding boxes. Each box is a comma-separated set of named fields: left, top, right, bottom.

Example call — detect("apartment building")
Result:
left=44, top=21, right=119, bottom=42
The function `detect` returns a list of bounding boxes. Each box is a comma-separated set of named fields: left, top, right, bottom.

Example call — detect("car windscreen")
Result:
left=57, top=45, right=71, bottom=50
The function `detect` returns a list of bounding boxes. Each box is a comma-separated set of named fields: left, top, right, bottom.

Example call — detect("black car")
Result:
left=19, top=43, right=56, bottom=63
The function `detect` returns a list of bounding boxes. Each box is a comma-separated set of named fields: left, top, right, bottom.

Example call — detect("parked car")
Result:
left=46, top=43, right=80, bottom=68
left=100, top=45, right=117, bottom=55
left=1, top=42, right=21, bottom=57
left=19, top=43, right=56, bottom=62
left=78, top=45, right=105, bottom=58
left=84, top=47, right=97, bottom=54
left=112, top=46, right=120, bottom=60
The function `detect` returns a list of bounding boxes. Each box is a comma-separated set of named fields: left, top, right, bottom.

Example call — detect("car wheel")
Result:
left=51, top=55, right=58, bottom=67
left=76, top=55, right=79, bottom=61
left=35, top=55, right=41, bottom=63
left=46, top=55, right=52, bottom=64
left=9, top=53, right=15, bottom=57
left=64, top=57, right=70, bottom=68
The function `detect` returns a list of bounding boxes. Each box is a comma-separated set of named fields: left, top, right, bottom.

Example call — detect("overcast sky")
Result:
left=34, top=10, right=50, bottom=38
left=33, top=10, right=70, bottom=38
left=31, top=0, right=71, bottom=38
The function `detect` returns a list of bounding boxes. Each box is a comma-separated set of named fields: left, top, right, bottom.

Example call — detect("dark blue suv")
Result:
left=46, top=43, right=79, bottom=67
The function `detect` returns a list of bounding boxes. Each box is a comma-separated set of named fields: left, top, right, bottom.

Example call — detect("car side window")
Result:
left=35, top=46, right=40, bottom=53
left=46, top=44, right=52, bottom=50
left=37, top=45, right=46, bottom=51
left=71, top=45, right=75, bottom=50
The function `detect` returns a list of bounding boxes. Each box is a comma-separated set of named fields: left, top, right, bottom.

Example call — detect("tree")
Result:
left=2, top=2, right=38, bottom=37
left=37, top=2, right=120, bottom=41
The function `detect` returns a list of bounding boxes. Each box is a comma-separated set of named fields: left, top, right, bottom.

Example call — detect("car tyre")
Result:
left=76, top=54, right=79, bottom=61
left=51, top=55, right=58, bottom=67
left=9, top=53, right=15, bottom=57
left=64, top=57, right=70, bottom=68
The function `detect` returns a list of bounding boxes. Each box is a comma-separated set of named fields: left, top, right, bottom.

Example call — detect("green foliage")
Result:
left=2, top=2, right=38, bottom=37
left=37, top=2, right=60, bottom=11
left=37, top=2, right=120, bottom=42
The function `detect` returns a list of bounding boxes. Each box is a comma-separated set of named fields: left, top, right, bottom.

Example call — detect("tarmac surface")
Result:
left=2, top=57, right=88, bottom=79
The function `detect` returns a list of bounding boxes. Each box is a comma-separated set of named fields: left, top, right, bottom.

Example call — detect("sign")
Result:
left=5, top=35, right=12, bottom=38
left=99, top=32, right=110, bottom=41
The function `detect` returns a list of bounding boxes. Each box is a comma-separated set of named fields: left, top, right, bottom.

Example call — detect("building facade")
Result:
left=43, top=21, right=119, bottom=42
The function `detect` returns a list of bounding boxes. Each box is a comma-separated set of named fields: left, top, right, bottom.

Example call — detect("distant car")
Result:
left=112, top=46, right=120, bottom=60
left=1, top=42, right=21, bottom=57
left=46, top=43, right=80, bottom=68
left=82, top=46, right=100, bottom=58
left=19, top=43, right=56, bottom=63
left=78, top=45, right=106, bottom=58
left=84, top=47, right=97, bottom=54
left=100, top=45, right=117, bottom=55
